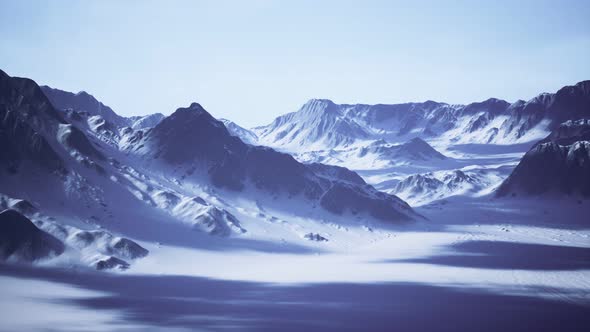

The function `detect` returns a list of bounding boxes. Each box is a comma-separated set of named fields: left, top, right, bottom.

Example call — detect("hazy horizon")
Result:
left=1, top=0, right=589, bottom=127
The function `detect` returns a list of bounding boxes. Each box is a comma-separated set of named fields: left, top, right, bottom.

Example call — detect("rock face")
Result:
left=497, top=119, right=590, bottom=197
left=0, top=70, right=106, bottom=175
left=131, top=103, right=416, bottom=222
left=304, top=233, right=328, bottom=242
left=68, top=229, right=149, bottom=260
left=537, top=119, right=590, bottom=146
left=0, top=209, right=64, bottom=262
left=95, top=256, right=130, bottom=271
left=0, top=70, right=67, bottom=174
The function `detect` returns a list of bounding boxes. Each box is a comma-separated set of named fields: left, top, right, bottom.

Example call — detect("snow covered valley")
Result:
left=1, top=197, right=589, bottom=331
left=1, top=70, right=589, bottom=331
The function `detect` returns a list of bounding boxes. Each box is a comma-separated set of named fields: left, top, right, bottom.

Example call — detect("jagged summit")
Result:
left=166, top=102, right=216, bottom=120
left=144, top=102, right=238, bottom=164
left=0, top=70, right=65, bottom=124
left=41, top=85, right=166, bottom=131
left=254, top=80, right=590, bottom=154
left=41, top=85, right=126, bottom=127
left=461, top=98, right=510, bottom=115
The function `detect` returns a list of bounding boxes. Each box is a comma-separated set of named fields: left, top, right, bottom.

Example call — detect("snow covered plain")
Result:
left=1, top=175, right=589, bottom=331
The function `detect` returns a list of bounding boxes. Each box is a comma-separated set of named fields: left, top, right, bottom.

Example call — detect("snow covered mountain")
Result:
left=253, top=99, right=371, bottom=150
left=220, top=118, right=258, bottom=145
left=2, top=68, right=590, bottom=332
left=294, top=137, right=448, bottom=171
left=41, top=86, right=165, bottom=147
left=1, top=70, right=151, bottom=268
left=254, top=81, right=590, bottom=154
left=127, top=102, right=416, bottom=222
left=247, top=81, right=590, bottom=207
left=359, top=137, right=446, bottom=162
left=1, top=69, right=419, bottom=270
left=497, top=119, right=590, bottom=197
left=392, top=168, right=507, bottom=206
left=128, top=113, right=165, bottom=130
left=41, top=85, right=129, bottom=128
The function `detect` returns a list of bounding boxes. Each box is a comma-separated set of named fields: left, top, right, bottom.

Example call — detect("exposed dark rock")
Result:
left=112, top=238, right=149, bottom=260
left=304, top=233, right=328, bottom=242
left=95, top=256, right=130, bottom=271
left=497, top=119, right=590, bottom=197
left=0, top=209, right=64, bottom=262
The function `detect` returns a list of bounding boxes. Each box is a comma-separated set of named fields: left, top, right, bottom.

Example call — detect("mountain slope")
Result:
left=0, top=69, right=106, bottom=175
left=130, top=103, right=416, bottom=222
left=129, top=113, right=165, bottom=130
left=41, top=86, right=165, bottom=149
left=254, top=81, right=590, bottom=153
left=254, top=99, right=370, bottom=150
left=221, top=119, right=258, bottom=145
left=360, top=138, right=447, bottom=162
left=41, top=85, right=128, bottom=127
left=497, top=119, right=590, bottom=197
left=0, top=209, right=64, bottom=262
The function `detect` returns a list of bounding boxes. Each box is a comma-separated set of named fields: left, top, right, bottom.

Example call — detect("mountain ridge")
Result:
left=251, top=80, right=590, bottom=154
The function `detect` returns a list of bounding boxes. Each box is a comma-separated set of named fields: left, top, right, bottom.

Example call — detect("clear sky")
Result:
left=1, top=0, right=589, bottom=127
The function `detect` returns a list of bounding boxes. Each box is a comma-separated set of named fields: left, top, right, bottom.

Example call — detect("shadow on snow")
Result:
left=380, top=240, right=590, bottom=271
left=0, top=264, right=588, bottom=332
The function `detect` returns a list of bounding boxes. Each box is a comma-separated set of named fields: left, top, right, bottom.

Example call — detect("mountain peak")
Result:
left=144, top=102, right=238, bottom=164
left=169, top=102, right=213, bottom=119
left=405, top=137, right=432, bottom=148
left=462, top=98, right=510, bottom=115
left=397, top=137, right=447, bottom=160
left=306, top=98, right=335, bottom=105
left=188, top=102, right=205, bottom=111
left=40, top=85, right=127, bottom=127
left=295, top=99, right=344, bottom=121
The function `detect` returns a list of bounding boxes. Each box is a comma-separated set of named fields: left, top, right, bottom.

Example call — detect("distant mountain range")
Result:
left=249, top=81, right=590, bottom=152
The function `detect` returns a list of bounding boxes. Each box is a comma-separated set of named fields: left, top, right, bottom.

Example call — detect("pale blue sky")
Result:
left=1, top=0, right=589, bottom=127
